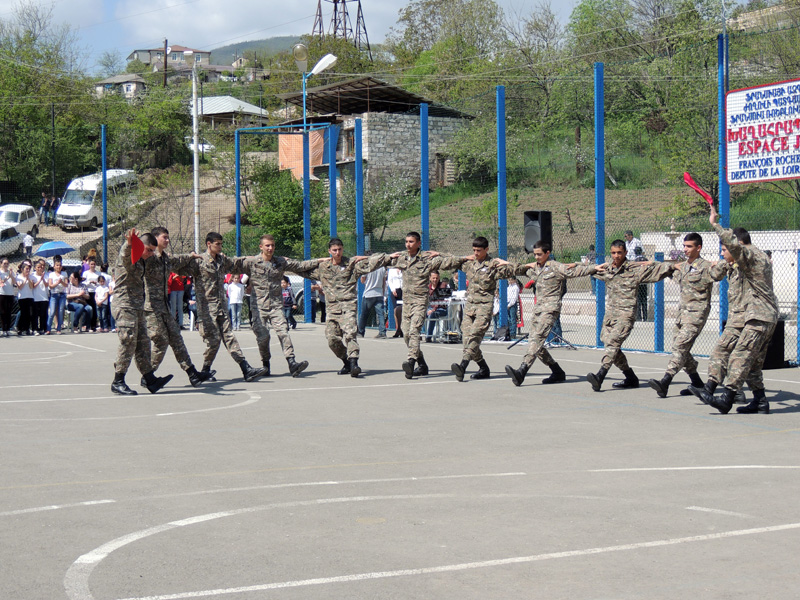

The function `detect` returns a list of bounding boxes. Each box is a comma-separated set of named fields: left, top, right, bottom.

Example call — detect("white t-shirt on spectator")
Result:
left=95, top=285, right=109, bottom=306
left=31, top=273, right=49, bottom=302
left=17, top=274, right=33, bottom=300
left=227, top=281, right=245, bottom=305
left=48, top=271, right=68, bottom=294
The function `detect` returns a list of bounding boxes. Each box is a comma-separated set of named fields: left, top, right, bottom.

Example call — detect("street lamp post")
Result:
left=292, top=44, right=337, bottom=321
left=184, top=50, right=201, bottom=253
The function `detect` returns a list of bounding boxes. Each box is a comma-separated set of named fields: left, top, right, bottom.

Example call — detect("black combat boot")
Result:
left=737, top=388, right=769, bottom=414
left=349, top=357, right=361, bottom=378
left=587, top=366, right=609, bottom=392
left=452, top=359, right=471, bottom=382
left=186, top=365, right=204, bottom=388
left=200, top=364, right=217, bottom=382
left=709, top=386, right=735, bottom=414
left=287, top=357, right=309, bottom=377
left=111, top=372, right=137, bottom=396
left=402, top=358, right=416, bottom=379
left=679, top=372, right=704, bottom=396
left=413, top=355, right=429, bottom=377
left=142, top=371, right=173, bottom=394
left=470, top=359, right=490, bottom=380
left=241, top=361, right=268, bottom=382
left=337, top=359, right=351, bottom=375
left=542, top=362, right=566, bottom=384
left=689, top=380, right=718, bottom=405
left=261, top=360, right=270, bottom=376
left=504, top=362, right=529, bottom=387
left=613, top=368, right=639, bottom=389
left=648, top=373, right=673, bottom=398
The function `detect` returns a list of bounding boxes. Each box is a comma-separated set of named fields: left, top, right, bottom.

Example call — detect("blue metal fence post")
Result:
left=594, top=63, right=606, bottom=348
left=654, top=252, right=665, bottom=352
left=235, top=130, right=241, bottom=256
left=497, top=86, right=508, bottom=327
left=355, top=118, right=365, bottom=314
left=797, top=250, right=800, bottom=363
left=420, top=103, right=429, bottom=250
left=302, top=129, right=312, bottom=321
left=101, top=125, right=108, bottom=264
left=329, top=125, right=337, bottom=237
left=718, top=33, right=730, bottom=334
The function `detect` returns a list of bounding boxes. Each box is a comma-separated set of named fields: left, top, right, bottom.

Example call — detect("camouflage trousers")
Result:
left=326, top=301, right=360, bottom=360
left=253, top=303, right=296, bottom=361
left=145, top=308, right=192, bottom=372
left=664, top=315, right=707, bottom=377
left=460, top=302, right=493, bottom=362
left=112, top=305, right=152, bottom=376
left=520, top=310, right=558, bottom=368
left=599, top=311, right=636, bottom=371
left=198, top=309, right=245, bottom=369
left=712, top=319, right=775, bottom=393
left=247, top=294, right=271, bottom=365
left=401, top=297, right=428, bottom=361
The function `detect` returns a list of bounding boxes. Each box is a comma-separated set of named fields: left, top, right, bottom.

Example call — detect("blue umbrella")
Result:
left=35, top=241, right=75, bottom=258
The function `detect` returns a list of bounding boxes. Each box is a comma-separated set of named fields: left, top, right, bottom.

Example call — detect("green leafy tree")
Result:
left=336, top=175, right=418, bottom=240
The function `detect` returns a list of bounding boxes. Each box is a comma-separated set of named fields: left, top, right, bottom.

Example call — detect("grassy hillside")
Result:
left=210, top=36, right=300, bottom=65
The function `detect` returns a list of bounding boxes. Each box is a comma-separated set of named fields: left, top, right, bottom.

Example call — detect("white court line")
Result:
left=592, top=465, right=800, bottom=472
left=0, top=351, right=73, bottom=362
left=0, top=383, right=106, bottom=389
left=42, top=339, right=105, bottom=352
left=686, top=506, right=753, bottom=518
left=62, top=496, right=800, bottom=600
left=1, top=392, right=261, bottom=421
left=0, top=500, right=115, bottom=517
left=146, top=472, right=527, bottom=500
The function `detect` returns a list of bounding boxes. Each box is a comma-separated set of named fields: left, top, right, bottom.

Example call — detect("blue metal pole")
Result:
left=329, top=125, right=337, bottom=237
left=303, top=129, right=312, bottom=322
left=654, top=251, right=664, bottom=352
left=355, top=118, right=364, bottom=256
left=497, top=86, right=508, bottom=327
left=235, top=130, right=241, bottom=256
left=797, top=249, right=800, bottom=363
left=101, top=125, right=108, bottom=264
left=594, top=63, right=606, bottom=348
left=718, top=33, right=730, bottom=334
left=420, top=103, right=429, bottom=251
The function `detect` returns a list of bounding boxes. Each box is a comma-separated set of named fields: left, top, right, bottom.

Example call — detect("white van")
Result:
left=56, top=169, right=137, bottom=230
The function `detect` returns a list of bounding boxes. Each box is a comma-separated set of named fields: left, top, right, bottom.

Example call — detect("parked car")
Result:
left=185, top=136, right=215, bottom=153
left=56, top=169, right=137, bottom=230
left=0, top=203, right=38, bottom=237
left=0, top=226, right=24, bottom=257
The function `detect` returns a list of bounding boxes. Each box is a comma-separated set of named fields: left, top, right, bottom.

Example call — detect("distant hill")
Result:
left=210, top=36, right=300, bottom=66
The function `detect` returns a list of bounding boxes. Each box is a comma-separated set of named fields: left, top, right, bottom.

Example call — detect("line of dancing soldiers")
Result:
left=111, top=202, right=777, bottom=416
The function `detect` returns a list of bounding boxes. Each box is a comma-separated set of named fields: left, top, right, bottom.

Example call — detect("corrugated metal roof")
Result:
left=276, top=76, right=471, bottom=119
left=190, top=95, right=266, bottom=117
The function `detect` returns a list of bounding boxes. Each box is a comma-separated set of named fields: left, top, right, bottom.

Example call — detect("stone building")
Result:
left=276, top=77, right=470, bottom=189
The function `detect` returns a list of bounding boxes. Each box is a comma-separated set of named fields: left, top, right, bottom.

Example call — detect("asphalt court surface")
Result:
left=2, top=324, right=800, bottom=599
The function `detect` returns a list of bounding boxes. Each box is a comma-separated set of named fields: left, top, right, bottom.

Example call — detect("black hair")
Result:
left=140, top=233, right=157, bottom=247
left=405, top=231, right=421, bottom=242
left=684, top=232, right=703, bottom=246
left=533, top=240, right=552, bottom=253
left=732, top=227, right=751, bottom=245
left=206, top=231, right=223, bottom=244
left=151, top=226, right=169, bottom=238
left=610, top=239, right=626, bottom=250
left=329, top=238, right=344, bottom=248
left=472, top=236, right=489, bottom=249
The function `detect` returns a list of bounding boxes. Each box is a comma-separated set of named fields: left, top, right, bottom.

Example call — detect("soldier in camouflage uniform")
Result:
left=386, top=231, right=467, bottom=379
left=450, top=236, right=520, bottom=381
left=110, top=229, right=173, bottom=396
left=648, top=232, right=729, bottom=398
left=504, top=240, right=599, bottom=387
left=691, top=206, right=778, bottom=414
left=180, top=232, right=268, bottom=382
left=294, top=238, right=391, bottom=377
left=234, top=234, right=326, bottom=377
left=144, top=227, right=209, bottom=388
left=587, top=239, right=675, bottom=391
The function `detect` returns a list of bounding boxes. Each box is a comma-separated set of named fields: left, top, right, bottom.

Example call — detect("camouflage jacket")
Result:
left=387, top=251, right=466, bottom=301
left=672, top=257, right=729, bottom=324
left=714, top=224, right=778, bottom=324
left=111, top=240, right=146, bottom=309
left=719, top=262, right=747, bottom=328
left=517, top=260, right=597, bottom=315
left=459, top=256, right=519, bottom=304
left=179, top=250, right=236, bottom=317
left=295, top=253, right=390, bottom=307
left=233, top=255, right=322, bottom=311
left=593, top=260, right=673, bottom=314
left=143, top=251, right=194, bottom=314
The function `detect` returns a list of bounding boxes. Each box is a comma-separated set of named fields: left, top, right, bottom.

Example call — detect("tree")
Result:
left=336, top=175, right=418, bottom=240
left=98, top=50, right=123, bottom=77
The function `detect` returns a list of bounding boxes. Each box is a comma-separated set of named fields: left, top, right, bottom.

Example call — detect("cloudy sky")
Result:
left=0, top=0, right=579, bottom=73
